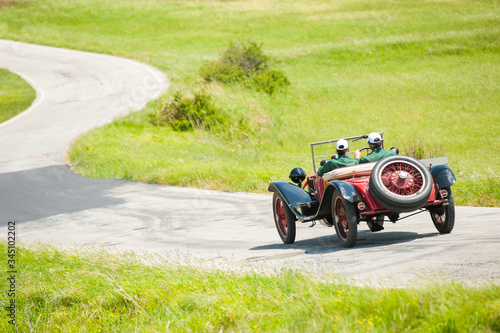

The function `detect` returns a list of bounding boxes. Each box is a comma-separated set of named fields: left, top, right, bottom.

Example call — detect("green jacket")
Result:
left=356, top=147, right=396, bottom=164
left=317, top=155, right=356, bottom=176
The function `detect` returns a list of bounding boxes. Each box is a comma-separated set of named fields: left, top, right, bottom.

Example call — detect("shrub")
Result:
left=200, top=41, right=289, bottom=94
left=148, top=90, right=228, bottom=132
left=399, top=136, right=446, bottom=159
left=252, top=69, right=290, bottom=95
left=201, top=41, right=268, bottom=83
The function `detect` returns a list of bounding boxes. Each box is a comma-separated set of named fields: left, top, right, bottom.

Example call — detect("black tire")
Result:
left=272, top=192, right=296, bottom=244
left=367, top=215, right=384, bottom=232
left=332, top=191, right=358, bottom=248
left=429, top=187, right=455, bottom=233
left=369, top=155, right=432, bottom=213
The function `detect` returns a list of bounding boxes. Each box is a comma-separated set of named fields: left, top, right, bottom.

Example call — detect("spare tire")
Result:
left=369, top=155, right=432, bottom=213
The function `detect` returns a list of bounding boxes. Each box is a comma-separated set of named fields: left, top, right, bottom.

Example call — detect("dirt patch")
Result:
left=0, top=0, right=29, bottom=7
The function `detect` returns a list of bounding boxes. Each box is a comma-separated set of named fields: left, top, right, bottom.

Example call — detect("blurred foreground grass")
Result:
left=1, top=244, right=499, bottom=332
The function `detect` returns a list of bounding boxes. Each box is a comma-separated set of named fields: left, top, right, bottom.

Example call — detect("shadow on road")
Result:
left=250, top=230, right=439, bottom=255
left=0, top=165, right=125, bottom=223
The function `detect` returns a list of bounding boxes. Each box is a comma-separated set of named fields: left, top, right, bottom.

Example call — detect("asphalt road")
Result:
left=1, top=40, right=499, bottom=286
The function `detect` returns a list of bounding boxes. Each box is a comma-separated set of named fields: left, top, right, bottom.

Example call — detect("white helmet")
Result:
left=367, top=132, right=382, bottom=144
left=336, top=139, right=348, bottom=151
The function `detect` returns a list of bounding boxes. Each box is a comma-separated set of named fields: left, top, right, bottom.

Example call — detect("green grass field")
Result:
left=0, top=68, right=36, bottom=124
left=0, top=0, right=498, bottom=206
left=1, top=244, right=498, bottom=332
left=1, top=2, right=499, bottom=330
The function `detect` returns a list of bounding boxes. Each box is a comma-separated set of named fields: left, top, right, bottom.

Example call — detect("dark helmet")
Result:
left=390, top=146, right=400, bottom=155
left=289, top=167, right=306, bottom=184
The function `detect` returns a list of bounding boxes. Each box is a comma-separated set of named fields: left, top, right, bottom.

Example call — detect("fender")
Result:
left=328, top=180, right=361, bottom=203
left=315, top=181, right=361, bottom=219
left=431, top=165, right=456, bottom=188
left=268, top=181, right=315, bottom=219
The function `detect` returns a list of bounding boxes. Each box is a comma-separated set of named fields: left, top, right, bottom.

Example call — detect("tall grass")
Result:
left=1, top=244, right=499, bottom=332
left=0, top=69, right=36, bottom=123
left=0, top=0, right=499, bottom=205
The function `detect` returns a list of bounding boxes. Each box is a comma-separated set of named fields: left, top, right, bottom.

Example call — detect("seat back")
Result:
left=322, top=162, right=376, bottom=181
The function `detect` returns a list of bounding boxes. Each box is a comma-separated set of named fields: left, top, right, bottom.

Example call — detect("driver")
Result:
left=317, top=139, right=356, bottom=176
left=354, top=132, right=396, bottom=164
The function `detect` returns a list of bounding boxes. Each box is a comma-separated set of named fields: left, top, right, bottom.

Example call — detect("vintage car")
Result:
left=268, top=133, right=456, bottom=248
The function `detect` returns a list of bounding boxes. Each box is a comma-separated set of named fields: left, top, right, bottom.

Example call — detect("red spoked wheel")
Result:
left=332, top=191, right=357, bottom=248
left=429, top=187, right=455, bottom=233
left=380, top=161, right=425, bottom=196
left=369, top=156, right=432, bottom=213
left=272, top=192, right=296, bottom=244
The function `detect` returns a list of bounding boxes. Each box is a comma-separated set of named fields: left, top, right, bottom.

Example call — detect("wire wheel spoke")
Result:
left=432, top=211, right=446, bottom=224
left=335, top=199, right=348, bottom=239
left=275, top=198, right=288, bottom=236
left=381, top=162, right=424, bottom=195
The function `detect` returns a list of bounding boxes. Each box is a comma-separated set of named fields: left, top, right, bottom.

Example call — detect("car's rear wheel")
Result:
left=332, top=191, right=357, bottom=248
left=272, top=192, right=296, bottom=244
left=369, top=155, right=432, bottom=213
left=429, top=187, right=455, bottom=234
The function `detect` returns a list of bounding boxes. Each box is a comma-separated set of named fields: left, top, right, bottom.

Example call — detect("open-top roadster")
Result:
left=268, top=133, right=456, bottom=248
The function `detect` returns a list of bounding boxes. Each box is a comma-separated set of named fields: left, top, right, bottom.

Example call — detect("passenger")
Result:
left=354, top=132, right=396, bottom=164
left=317, top=139, right=356, bottom=177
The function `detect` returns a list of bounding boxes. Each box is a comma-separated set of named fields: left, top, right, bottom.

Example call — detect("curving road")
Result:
left=1, top=40, right=499, bottom=286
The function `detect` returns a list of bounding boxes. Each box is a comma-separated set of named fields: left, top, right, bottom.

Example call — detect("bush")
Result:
left=399, top=136, right=446, bottom=159
left=200, top=41, right=289, bottom=94
left=252, top=69, right=290, bottom=95
left=148, top=90, right=228, bottom=132
left=200, top=41, right=268, bottom=83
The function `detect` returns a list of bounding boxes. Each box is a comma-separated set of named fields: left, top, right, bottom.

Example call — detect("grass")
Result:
left=1, top=3, right=498, bottom=330
left=0, top=68, right=36, bottom=124
left=0, top=0, right=499, bottom=206
left=1, top=243, right=499, bottom=332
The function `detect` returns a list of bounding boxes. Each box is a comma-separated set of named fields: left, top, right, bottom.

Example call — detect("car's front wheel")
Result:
left=272, top=192, right=296, bottom=244
left=429, top=187, right=455, bottom=234
left=332, top=191, right=358, bottom=248
left=367, top=215, right=384, bottom=232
